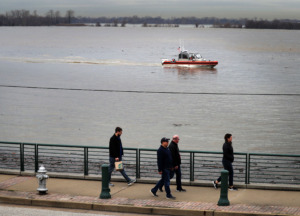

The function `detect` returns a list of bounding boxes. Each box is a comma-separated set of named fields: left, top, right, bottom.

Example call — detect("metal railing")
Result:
left=0, top=141, right=299, bottom=185
left=248, top=153, right=300, bottom=185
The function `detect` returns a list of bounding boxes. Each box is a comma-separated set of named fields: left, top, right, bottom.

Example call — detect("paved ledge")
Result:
left=0, top=196, right=32, bottom=206
left=0, top=174, right=300, bottom=216
left=246, top=183, right=300, bottom=191
left=0, top=169, right=21, bottom=175
left=1, top=169, right=299, bottom=191
left=0, top=192, right=294, bottom=216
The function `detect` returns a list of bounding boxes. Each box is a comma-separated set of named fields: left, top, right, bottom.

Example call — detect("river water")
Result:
left=0, top=26, right=299, bottom=154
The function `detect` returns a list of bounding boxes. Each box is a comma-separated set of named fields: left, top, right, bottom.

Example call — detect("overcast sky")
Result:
left=1, top=0, right=300, bottom=20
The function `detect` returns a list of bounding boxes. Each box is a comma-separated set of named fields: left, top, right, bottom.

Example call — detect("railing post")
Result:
left=137, top=149, right=141, bottom=179
left=84, top=147, right=88, bottom=176
left=136, top=149, right=139, bottom=179
left=190, top=152, right=194, bottom=181
left=218, top=170, right=230, bottom=206
left=245, top=153, right=248, bottom=184
left=247, top=154, right=251, bottom=184
left=20, top=143, right=24, bottom=172
left=35, top=144, right=39, bottom=172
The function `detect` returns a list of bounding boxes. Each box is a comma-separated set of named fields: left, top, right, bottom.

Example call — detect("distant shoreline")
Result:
left=1, top=10, right=300, bottom=29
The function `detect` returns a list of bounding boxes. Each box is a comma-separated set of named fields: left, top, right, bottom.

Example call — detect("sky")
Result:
left=1, top=0, right=300, bottom=20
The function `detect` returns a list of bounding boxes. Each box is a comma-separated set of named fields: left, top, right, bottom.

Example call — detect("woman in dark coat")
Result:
left=213, top=133, right=238, bottom=191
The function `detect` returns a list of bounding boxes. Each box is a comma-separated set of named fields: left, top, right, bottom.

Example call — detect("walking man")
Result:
left=213, top=133, right=238, bottom=191
left=108, top=127, right=136, bottom=186
left=169, top=135, right=186, bottom=192
left=150, top=137, right=176, bottom=199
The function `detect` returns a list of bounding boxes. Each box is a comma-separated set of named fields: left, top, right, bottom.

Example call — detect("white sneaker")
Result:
left=212, top=181, right=218, bottom=189
left=109, top=183, right=114, bottom=187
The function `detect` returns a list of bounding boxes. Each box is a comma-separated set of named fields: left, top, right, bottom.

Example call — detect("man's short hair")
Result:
left=115, top=127, right=122, bottom=133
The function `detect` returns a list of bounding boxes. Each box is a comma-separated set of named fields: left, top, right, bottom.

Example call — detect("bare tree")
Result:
left=66, top=10, right=74, bottom=24
left=121, top=20, right=126, bottom=27
left=31, top=10, right=39, bottom=25
left=46, top=10, right=54, bottom=25
left=113, top=19, right=118, bottom=27
left=55, top=11, right=60, bottom=24
left=5, top=10, right=30, bottom=26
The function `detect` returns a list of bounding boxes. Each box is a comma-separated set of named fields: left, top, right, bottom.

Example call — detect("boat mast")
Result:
left=179, top=39, right=185, bottom=52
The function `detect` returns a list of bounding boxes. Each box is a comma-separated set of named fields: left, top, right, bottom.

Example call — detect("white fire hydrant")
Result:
left=36, top=165, right=49, bottom=194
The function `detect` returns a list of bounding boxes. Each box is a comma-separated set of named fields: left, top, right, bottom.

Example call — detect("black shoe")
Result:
left=229, top=186, right=238, bottom=191
left=166, top=195, right=176, bottom=200
left=212, top=181, right=218, bottom=189
left=176, top=188, right=186, bottom=192
left=150, top=189, right=158, bottom=197
left=128, top=179, right=136, bottom=186
left=159, top=187, right=163, bottom=192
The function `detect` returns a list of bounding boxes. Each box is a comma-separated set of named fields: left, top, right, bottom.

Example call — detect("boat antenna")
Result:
left=178, top=39, right=185, bottom=52
left=179, top=39, right=185, bottom=53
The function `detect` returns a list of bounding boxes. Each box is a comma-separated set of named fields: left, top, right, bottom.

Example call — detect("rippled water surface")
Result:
left=0, top=27, right=299, bottom=153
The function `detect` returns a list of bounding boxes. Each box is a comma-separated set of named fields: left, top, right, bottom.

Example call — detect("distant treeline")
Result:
left=1, top=9, right=300, bottom=30
left=0, top=9, right=75, bottom=26
left=245, top=19, right=300, bottom=30
left=0, top=10, right=246, bottom=26
left=79, top=16, right=246, bottom=26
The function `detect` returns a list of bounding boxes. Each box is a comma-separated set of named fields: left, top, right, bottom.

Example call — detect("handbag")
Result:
left=115, top=161, right=123, bottom=171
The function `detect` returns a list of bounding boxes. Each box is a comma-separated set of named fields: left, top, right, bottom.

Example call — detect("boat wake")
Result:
left=0, top=56, right=161, bottom=67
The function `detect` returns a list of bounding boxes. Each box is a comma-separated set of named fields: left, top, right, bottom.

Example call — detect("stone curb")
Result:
left=213, top=212, right=288, bottom=216
left=0, top=195, right=290, bottom=216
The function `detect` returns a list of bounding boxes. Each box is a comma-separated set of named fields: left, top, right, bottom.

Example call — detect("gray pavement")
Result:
left=0, top=204, right=164, bottom=216
left=0, top=204, right=112, bottom=216
left=0, top=174, right=300, bottom=216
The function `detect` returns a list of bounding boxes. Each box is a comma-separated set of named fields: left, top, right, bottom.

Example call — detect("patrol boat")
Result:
left=161, top=50, right=218, bottom=68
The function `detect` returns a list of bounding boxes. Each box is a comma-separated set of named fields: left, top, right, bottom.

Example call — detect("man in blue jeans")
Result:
left=150, top=137, right=176, bottom=200
left=108, top=127, right=136, bottom=186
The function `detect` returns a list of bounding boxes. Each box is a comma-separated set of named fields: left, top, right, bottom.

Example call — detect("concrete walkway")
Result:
left=0, top=174, right=300, bottom=216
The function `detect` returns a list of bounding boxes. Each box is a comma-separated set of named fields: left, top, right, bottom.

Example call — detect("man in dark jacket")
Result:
left=150, top=137, right=176, bottom=199
left=213, top=133, right=238, bottom=191
left=169, top=135, right=186, bottom=192
left=108, top=127, right=136, bottom=186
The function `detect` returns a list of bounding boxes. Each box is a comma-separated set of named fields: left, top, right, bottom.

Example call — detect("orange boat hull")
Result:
left=162, top=60, right=218, bottom=68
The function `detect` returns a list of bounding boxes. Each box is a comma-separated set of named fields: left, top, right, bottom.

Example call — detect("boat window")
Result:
left=178, top=52, right=189, bottom=59
left=195, top=54, right=202, bottom=59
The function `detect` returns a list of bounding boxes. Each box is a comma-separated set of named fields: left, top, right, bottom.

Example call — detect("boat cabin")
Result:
left=178, top=51, right=203, bottom=60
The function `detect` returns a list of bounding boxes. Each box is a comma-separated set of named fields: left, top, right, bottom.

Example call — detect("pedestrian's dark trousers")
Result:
left=217, top=159, right=234, bottom=186
left=108, top=157, right=131, bottom=183
left=152, top=169, right=172, bottom=197
left=172, top=165, right=182, bottom=190
left=161, top=166, right=182, bottom=191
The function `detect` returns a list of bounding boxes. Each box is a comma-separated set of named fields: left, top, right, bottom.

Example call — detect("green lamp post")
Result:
left=217, top=170, right=230, bottom=206
left=100, top=164, right=111, bottom=199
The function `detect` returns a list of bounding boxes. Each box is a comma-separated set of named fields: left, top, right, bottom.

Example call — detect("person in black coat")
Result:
left=213, top=133, right=238, bottom=191
left=168, top=135, right=186, bottom=192
left=150, top=137, right=176, bottom=199
left=108, top=127, right=136, bottom=186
